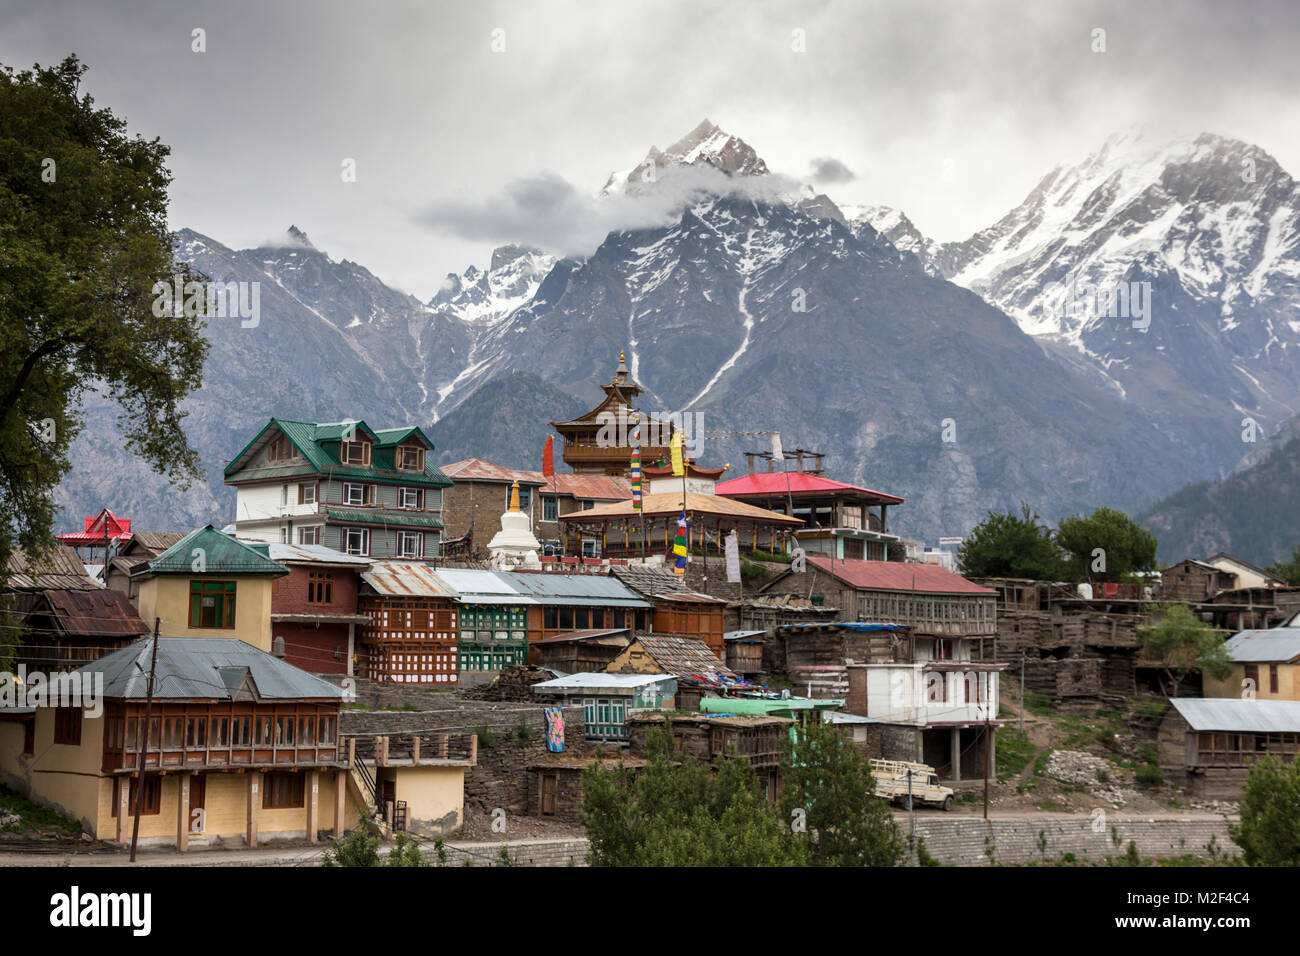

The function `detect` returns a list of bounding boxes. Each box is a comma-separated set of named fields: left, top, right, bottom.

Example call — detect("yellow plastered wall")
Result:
left=0, top=721, right=30, bottom=792
left=21, top=710, right=105, bottom=831
left=1204, top=663, right=1300, bottom=701
left=136, top=575, right=274, bottom=652
left=390, top=766, right=466, bottom=833
left=92, top=769, right=352, bottom=843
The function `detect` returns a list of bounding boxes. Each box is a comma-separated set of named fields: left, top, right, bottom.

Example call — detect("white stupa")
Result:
left=487, top=480, right=542, bottom=570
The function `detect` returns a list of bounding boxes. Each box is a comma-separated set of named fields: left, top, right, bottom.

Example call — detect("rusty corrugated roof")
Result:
left=360, top=561, right=460, bottom=598
left=43, top=589, right=149, bottom=638
left=441, top=459, right=631, bottom=500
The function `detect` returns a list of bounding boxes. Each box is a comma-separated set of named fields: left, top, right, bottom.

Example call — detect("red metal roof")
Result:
left=808, top=557, right=995, bottom=595
left=715, top=473, right=904, bottom=505
left=56, top=508, right=134, bottom=545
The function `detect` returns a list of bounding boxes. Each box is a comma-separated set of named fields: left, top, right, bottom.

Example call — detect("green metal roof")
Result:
left=325, top=507, right=445, bottom=529
left=699, top=696, right=844, bottom=717
left=134, top=526, right=290, bottom=577
left=225, top=418, right=452, bottom=487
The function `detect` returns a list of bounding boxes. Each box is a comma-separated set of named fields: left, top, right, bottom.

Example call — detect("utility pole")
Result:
left=129, top=617, right=161, bottom=863
left=1019, top=651, right=1025, bottom=738
left=983, top=702, right=991, bottom=822
left=907, top=768, right=915, bottom=855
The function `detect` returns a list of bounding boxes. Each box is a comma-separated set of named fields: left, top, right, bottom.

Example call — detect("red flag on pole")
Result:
left=542, top=435, right=554, bottom=478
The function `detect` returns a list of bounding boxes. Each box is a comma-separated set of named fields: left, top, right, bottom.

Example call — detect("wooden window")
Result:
left=1244, top=664, right=1260, bottom=692
left=112, top=777, right=161, bottom=816
left=275, top=716, right=295, bottom=746
left=397, top=445, right=424, bottom=472
left=185, top=717, right=207, bottom=749
left=319, top=716, right=335, bottom=745
left=540, top=773, right=557, bottom=815
left=162, top=717, right=183, bottom=749
left=341, top=440, right=371, bottom=466
left=22, top=721, right=34, bottom=755
left=307, top=571, right=334, bottom=605
left=398, top=486, right=421, bottom=509
left=53, top=707, right=83, bottom=745
left=1270, top=665, right=1279, bottom=694
left=267, top=435, right=299, bottom=462
left=298, top=482, right=318, bottom=505
left=255, top=716, right=273, bottom=746
left=542, top=496, right=558, bottom=521
left=189, top=580, right=236, bottom=629
left=263, top=773, right=305, bottom=809
left=342, top=527, right=369, bottom=556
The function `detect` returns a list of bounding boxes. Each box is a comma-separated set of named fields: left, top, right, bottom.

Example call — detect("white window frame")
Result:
left=398, top=487, right=420, bottom=510
left=298, top=526, right=322, bottom=545
left=342, top=526, right=370, bottom=556
left=299, top=482, right=317, bottom=506
left=342, top=482, right=368, bottom=507
left=396, top=531, right=423, bottom=559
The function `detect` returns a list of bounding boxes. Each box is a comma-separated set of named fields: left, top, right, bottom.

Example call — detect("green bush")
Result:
left=1135, top=764, right=1163, bottom=788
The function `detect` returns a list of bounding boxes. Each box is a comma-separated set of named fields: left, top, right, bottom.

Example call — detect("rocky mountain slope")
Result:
left=55, top=122, right=1296, bottom=548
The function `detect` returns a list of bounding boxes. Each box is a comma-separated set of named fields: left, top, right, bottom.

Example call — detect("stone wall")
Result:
left=339, top=700, right=588, bottom=818
left=443, top=837, right=590, bottom=867
left=906, top=813, right=1239, bottom=866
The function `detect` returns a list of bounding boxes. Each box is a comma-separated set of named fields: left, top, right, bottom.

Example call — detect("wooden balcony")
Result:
left=342, top=732, right=478, bottom=768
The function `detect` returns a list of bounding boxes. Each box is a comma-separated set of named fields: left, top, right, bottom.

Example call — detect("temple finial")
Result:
left=508, top=480, right=520, bottom=512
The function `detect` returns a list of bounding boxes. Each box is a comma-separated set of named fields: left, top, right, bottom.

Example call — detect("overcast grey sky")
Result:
left=3, top=0, right=1298, bottom=300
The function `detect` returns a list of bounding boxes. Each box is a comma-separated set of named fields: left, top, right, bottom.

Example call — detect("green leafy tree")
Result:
left=1231, top=755, right=1300, bottom=866
left=386, top=832, right=427, bottom=866
left=1138, top=603, right=1230, bottom=698
left=581, top=723, right=806, bottom=867
left=1265, top=545, right=1300, bottom=586
left=1055, top=507, right=1158, bottom=583
left=957, top=504, right=1066, bottom=580
left=0, top=55, right=208, bottom=583
left=320, top=815, right=382, bottom=867
left=779, top=718, right=907, bottom=866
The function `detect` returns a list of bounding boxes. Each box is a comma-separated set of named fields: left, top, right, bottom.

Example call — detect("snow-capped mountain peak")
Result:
left=601, top=119, right=770, bottom=196
left=428, top=243, right=557, bottom=326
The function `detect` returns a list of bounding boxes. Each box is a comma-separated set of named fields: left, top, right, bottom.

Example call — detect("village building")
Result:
left=104, top=532, right=185, bottom=600
left=1204, top=552, right=1288, bottom=591
left=533, top=630, right=631, bottom=673
left=609, top=563, right=727, bottom=655
left=54, top=508, right=134, bottom=578
left=770, top=616, right=1006, bottom=777
left=439, top=458, right=630, bottom=557
left=1160, top=559, right=1237, bottom=602
left=0, top=638, right=352, bottom=850
left=527, top=755, right=646, bottom=824
left=606, top=633, right=747, bottom=710
left=3, top=545, right=148, bottom=671
left=531, top=672, right=676, bottom=742
left=224, top=418, right=451, bottom=559
left=265, top=543, right=371, bottom=675
left=763, top=557, right=1000, bottom=661
left=340, top=727, right=477, bottom=835
left=723, top=629, right=765, bottom=677
left=641, top=460, right=728, bottom=496
left=130, top=526, right=288, bottom=654
left=356, top=561, right=462, bottom=686
left=548, top=352, right=674, bottom=476
left=1158, top=698, right=1300, bottom=800
left=1201, top=626, right=1300, bottom=700
left=560, top=490, right=802, bottom=560
left=714, top=472, right=905, bottom=561
left=626, top=710, right=792, bottom=799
